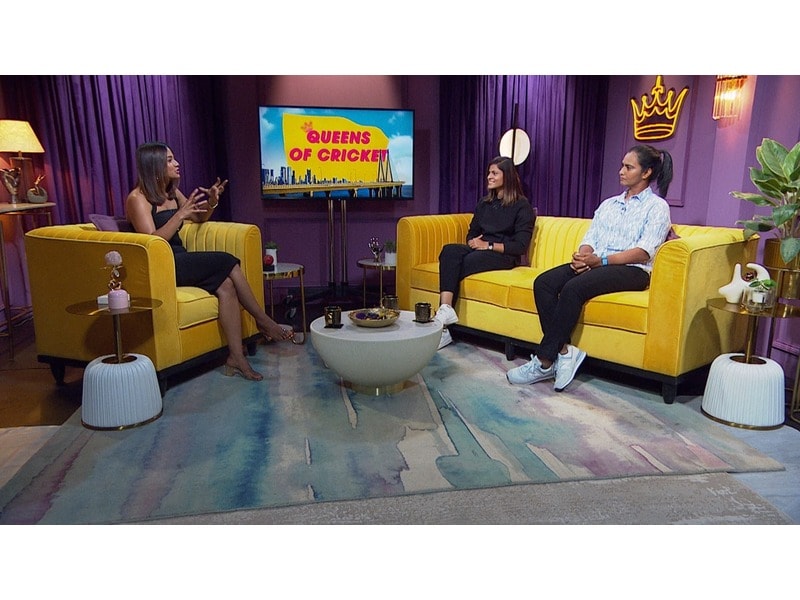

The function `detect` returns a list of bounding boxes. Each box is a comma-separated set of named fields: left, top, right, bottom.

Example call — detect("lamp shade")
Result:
left=0, top=120, right=45, bottom=154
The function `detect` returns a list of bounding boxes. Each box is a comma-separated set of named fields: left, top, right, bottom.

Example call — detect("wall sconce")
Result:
left=712, top=75, right=747, bottom=120
left=0, top=119, right=45, bottom=203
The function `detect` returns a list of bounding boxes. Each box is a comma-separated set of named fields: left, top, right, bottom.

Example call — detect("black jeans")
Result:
left=534, top=263, right=650, bottom=362
left=439, top=243, right=516, bottom=302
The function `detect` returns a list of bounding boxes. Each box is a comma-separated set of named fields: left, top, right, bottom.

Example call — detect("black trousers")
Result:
left=534, top=263, right=650, bottom=362
left=439, top=243, right=516, bottom=302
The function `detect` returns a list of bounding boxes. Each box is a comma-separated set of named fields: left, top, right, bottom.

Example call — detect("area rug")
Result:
left=0, top=342, right=784, bottom=524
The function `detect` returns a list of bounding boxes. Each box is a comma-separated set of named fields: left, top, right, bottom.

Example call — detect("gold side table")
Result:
left=67, top=297, right=163, bottom=430
left=0, top=201, right=55, bottom=359
left=263, top=262, right=306, bottom=344
left=704, top=298, right=800, bottom=429
left=358, top=257, right=396, bottom=307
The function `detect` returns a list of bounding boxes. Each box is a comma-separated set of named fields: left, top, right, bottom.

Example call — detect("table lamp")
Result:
left=0, top=119, right=45, bottom=203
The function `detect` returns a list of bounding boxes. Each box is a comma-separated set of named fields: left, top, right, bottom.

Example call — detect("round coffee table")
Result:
left=310, top=309, right=442, bottom=395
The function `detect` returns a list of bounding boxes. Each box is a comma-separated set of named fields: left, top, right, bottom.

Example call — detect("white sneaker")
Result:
left=506, top=355, right=555, bottom=385
left=438, top=328, right=453, bottom=350
left=434, top=304, right=459, bottom=326
left=554, top=345, right=587, bottom=392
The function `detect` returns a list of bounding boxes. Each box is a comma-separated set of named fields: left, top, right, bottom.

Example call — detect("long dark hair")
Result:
left=629, top=145, right=673, bottom=197
left=484, top=156, right=525, bottom=206
left=136, top=142, right=176, bottom=205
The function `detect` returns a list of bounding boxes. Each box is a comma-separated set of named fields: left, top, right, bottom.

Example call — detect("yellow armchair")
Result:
left=24, top=220, right=264, bottom=390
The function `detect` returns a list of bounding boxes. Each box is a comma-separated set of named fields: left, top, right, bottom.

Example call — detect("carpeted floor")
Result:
left=0, top=340, right=788, bottom=525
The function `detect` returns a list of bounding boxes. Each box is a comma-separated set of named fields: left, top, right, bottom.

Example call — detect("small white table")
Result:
left=310, top=309, right=442, bottom=395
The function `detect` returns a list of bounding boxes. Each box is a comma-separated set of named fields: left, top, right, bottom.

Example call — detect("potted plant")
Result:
left=263, top=241, right=278, bottom=272
left=741, top=277, right=777, bottom=313
left=383, top=239, right=397, bottom=266
left=732, top=138, right=800, bottom=298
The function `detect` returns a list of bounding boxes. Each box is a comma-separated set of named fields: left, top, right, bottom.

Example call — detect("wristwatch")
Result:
left=488, top=242, right=494, bottom=251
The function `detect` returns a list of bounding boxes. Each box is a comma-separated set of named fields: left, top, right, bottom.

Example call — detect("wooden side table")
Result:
left=0, top=201, right=55, bottom=359
left=263, top=262, right=307, bottom=344
left=67, top=297, right=163, bottom=430
left=358, top=258, right=396, bottom=307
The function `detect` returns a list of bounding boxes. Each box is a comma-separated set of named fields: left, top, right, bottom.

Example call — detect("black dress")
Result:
left=153, top=206, right=239, bottom=293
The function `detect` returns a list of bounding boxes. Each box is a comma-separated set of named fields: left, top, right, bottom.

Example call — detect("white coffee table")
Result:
left=310, top=309, right=442, bottom=395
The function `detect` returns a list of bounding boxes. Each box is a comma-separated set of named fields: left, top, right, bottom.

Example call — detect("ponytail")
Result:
left=629, top=145, right=673, bottom=197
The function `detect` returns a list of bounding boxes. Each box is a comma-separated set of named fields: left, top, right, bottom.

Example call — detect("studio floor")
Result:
left=1, top=316, right=799, bottom=523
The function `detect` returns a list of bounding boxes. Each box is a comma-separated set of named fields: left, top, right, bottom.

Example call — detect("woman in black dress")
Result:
left=126, top=142, right=293, bottom=381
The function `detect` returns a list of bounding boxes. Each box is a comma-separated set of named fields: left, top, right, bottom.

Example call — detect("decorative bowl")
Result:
left=348, top=307, right=400, bottom=328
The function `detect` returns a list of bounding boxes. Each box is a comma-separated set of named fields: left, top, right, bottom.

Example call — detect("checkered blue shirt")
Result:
left=580, top=186, right=671, bottom=273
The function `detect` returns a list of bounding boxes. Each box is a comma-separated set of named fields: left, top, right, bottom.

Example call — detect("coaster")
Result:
left=324, top=323, right=344, bottom=329
left=413, top=319, right=434, bottom=324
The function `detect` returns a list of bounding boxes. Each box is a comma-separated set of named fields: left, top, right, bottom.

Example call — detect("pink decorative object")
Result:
left=108, top=289, right=129, bottom=310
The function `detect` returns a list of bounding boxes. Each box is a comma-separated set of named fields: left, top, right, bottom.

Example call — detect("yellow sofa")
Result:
left=397, top=214, right=757, bottom=403
left=24, top=220, right=264, bottom=391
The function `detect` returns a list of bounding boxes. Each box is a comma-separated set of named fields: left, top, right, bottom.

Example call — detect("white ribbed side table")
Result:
left=702, top=353, right=785, bottom=429
left=702, top=297, right=800, bottom=430
left=67, top=298, right=163, bottom=430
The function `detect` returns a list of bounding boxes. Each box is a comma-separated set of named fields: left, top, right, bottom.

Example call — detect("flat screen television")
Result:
left=259, top=105, right=414, bottom=200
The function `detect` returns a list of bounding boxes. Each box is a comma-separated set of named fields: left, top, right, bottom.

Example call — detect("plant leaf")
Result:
left=757, top=138, right=789, bottom=177
left=781, top=237, right=800, bottom=263
left=731, top=191, right=776, bottom=206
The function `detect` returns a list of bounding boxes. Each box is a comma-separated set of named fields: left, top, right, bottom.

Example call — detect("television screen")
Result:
left=259, top=105, right=414, bottom=200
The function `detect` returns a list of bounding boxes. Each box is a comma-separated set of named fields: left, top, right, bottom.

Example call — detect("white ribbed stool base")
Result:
left=81, top=353, right=163, bottom=430
left=701, top=353, right=785, bottom=430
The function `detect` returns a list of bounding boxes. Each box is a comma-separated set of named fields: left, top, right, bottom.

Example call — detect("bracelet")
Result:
left=488, top=242, right=494, bottom=251
left=601, top=254, right=608, bottom=266
left=208, top=199, right=218, bottom=209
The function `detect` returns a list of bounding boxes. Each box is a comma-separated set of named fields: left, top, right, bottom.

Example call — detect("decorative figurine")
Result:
left=27, top=174, right=48, bottom=203
left=1, top=168, right=20, bottom=203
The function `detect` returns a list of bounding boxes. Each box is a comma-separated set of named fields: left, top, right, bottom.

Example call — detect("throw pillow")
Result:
left=89, top=214, right=134, bottom=233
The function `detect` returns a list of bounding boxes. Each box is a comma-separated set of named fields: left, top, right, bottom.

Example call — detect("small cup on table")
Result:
left=324, top=305, right=342, bottom=328
left=414, top=302, right=432, bottom=322
left=382, top=295, right=399, bottom=310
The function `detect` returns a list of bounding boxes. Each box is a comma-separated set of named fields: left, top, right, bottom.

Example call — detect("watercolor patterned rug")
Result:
left=0, top=341, right=783, bottom=524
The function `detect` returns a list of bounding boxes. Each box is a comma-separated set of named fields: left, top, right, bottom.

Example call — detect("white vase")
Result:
left=718, top=264, right=748, bottom=303
left=383, top=251, right=397, bottom=267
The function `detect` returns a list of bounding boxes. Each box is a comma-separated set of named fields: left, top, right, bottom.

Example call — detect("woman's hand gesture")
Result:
left=199, top=177, right=228, bottom=207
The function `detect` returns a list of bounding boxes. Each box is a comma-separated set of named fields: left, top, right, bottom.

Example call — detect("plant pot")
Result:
left=383, top=251, right=397, bottom=267
left=741, top=286, right=776, bottom=314
left=264, top=248, right=277, bottom=272
left=764, top=238, right=800, bottom=299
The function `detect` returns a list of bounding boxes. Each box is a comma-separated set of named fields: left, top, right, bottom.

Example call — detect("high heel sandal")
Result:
left=223, top=361, right=264, bottom=381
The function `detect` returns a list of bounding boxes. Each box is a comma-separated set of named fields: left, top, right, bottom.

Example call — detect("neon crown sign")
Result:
left=630, top=75, right=689, bottom=141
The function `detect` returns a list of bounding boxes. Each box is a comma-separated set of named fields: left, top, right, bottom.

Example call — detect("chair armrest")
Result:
left=643, top=230, right=758, bottom=374
left=24, top=225, right=179, bottom=362
left=396, top=214, right=472, bottom=308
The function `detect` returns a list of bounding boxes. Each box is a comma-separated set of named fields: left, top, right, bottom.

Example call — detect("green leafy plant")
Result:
left=384, top=239, right=396, bottom=253
left=264, top=241, right=278, bottom=250
left=748, top=278, right=777, bottom=292
left=731, top=138, right=800, bottom=263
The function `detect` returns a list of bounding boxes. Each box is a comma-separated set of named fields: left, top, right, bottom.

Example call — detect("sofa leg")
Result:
left=504, top=340, right=516, bottom=361
left=49, top=361, right=66, bottom=386
left=246, top=341, right=258, bottom=356
left=662, top=382, right=677, bottom=404
left=158, top=376, right=168, bottom=397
